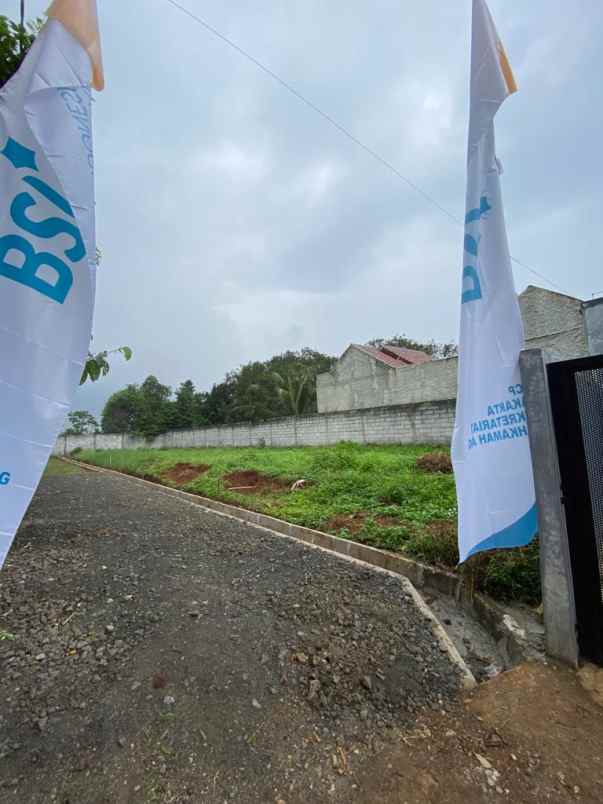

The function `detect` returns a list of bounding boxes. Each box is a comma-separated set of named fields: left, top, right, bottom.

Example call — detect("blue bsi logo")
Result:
left=462, top=195, right=491, bottom=304
left=0, top=137, right=86, bottom=304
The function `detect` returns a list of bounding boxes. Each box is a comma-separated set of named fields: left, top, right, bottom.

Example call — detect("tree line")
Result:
left=66, top=336, right=456, bottom=440
left=100, top=349, right=336, bottom=439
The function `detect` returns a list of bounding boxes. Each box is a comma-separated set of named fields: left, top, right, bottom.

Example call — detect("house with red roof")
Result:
left=317, top=286, right=593, bottom=414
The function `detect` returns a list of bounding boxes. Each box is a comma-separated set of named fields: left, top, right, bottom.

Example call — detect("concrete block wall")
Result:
left=53, top=432, right=123, bottom=455
left=316, top=286, right=592, bottom=414
left=316, top=350, right=458, bottom=414
left=52, top=399, right=456, bottom=455
left=520, top=286, right=588, bottom=361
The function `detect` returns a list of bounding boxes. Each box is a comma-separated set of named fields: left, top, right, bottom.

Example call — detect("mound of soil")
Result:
left=223, top=469, right=290, bottom=495
left=161, top=463, right=210, bottom=485
left=416, top=452, right=453, bottom=474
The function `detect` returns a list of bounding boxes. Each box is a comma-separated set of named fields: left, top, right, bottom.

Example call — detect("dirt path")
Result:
left=1, top=465, right=602, bottom=803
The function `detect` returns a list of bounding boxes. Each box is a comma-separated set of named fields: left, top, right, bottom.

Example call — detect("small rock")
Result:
left=252, top=698, right=262, bottom=710
left=36, top=718, right=48, bottom=733
left=105, top=624, right=115, bottom=635
left=308, top=679, right=321, bottom=701
left=152, top=672, right=167, bottom=689
left=131, top=681, right=141, bottom=691
left=475, top=753, right=492, bottom=770
left=486, top=731, right=504, bottom=747
left=117, top=737, right=126, bottom=748
left=485, top=768, right=500, bottom=788
left=35, top=654, right=46, bottom=662
left=361, top=675, right=373, bottom=692
left=163, top=696, right=176, bottom=706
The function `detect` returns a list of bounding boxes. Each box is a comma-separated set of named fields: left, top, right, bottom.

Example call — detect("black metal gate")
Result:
left=548, top=355, right=603, bottom=665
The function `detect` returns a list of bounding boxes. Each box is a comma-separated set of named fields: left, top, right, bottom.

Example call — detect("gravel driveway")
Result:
left=0, top=464, right=463, bottom=804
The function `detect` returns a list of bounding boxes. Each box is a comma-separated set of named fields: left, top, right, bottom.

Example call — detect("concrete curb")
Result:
left=61, top=457, right=532, bottom=669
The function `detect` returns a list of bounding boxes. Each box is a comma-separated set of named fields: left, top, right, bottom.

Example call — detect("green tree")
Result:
left=229, top=362, right=275, bottom=423
left=101, top=385, right=140, bottom=434
left=367, top=335, right=457, bottom=360
left=63, top=409, right=99, bottom=435
left=267, top=349, right=335, bottom=416
left=0, top=14, right=43, bottom=89
left=192, top=391, right=209, bottom=427
left=173, top=380, right=197, bottom=429
left=201, top=376, right=237, bottom=425
left=136, top=376, right=172, bottom=440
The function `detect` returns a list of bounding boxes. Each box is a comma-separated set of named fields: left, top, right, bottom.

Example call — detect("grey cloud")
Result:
left=19, top=0, right=602, bottom=417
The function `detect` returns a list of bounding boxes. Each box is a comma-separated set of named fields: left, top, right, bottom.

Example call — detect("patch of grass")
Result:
left=76, top=443, right=541, bottom=604
left=44, top=457, right=83, bottom=477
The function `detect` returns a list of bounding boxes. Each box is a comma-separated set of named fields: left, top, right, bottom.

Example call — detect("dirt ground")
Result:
left=359, top=661, right=603, bottom=803
left=161, top=464, right=210, bottom=485
left=0, top=463, right=602, bottom=803
left=223, top=469, right=291, bottom=495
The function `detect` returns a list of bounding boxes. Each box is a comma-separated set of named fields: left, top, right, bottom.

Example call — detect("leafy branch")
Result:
left=81, top=347, right=133, bottom=385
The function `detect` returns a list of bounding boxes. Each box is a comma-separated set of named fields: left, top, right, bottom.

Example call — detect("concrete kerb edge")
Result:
left=60, top=457, right=528, bottom=674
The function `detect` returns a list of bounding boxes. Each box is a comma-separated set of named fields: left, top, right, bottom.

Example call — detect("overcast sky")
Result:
left=7, top=0, right=603, bottom=415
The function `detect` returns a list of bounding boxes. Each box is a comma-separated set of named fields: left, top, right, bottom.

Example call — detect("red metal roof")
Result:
left=379, top=345, right=432, bottom=365
left=350, top=344, right=431, bottom=368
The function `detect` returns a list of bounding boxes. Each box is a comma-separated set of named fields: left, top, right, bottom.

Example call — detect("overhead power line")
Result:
left=163, top=0, right=570, bottom=295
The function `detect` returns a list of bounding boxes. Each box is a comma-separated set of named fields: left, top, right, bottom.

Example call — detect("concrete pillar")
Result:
left=520, top=348, right=579, bottom=666
left=583, top=297, right=603, bottom=355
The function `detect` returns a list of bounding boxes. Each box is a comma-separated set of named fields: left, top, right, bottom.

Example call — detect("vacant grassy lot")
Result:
left=75, top=443, right=540, bottom=604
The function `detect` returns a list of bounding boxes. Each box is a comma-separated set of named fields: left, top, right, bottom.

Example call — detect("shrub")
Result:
left=404, top=520, right=459, bottom=567
left=480, top=539, right=541, bottom=604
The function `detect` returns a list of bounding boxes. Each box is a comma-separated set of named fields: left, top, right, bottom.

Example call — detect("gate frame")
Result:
left=547, top=353, right=603, bottom=665
left=520, top=349, right=579, bottom=666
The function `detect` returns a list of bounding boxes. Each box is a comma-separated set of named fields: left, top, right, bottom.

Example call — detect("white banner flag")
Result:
left=0, top=1, right=102, bottom=567
left=452, top=0, right=537, bottom=562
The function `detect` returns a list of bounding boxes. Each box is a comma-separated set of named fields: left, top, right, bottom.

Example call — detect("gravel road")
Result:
left=0, top=465, right=464, bottom=803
